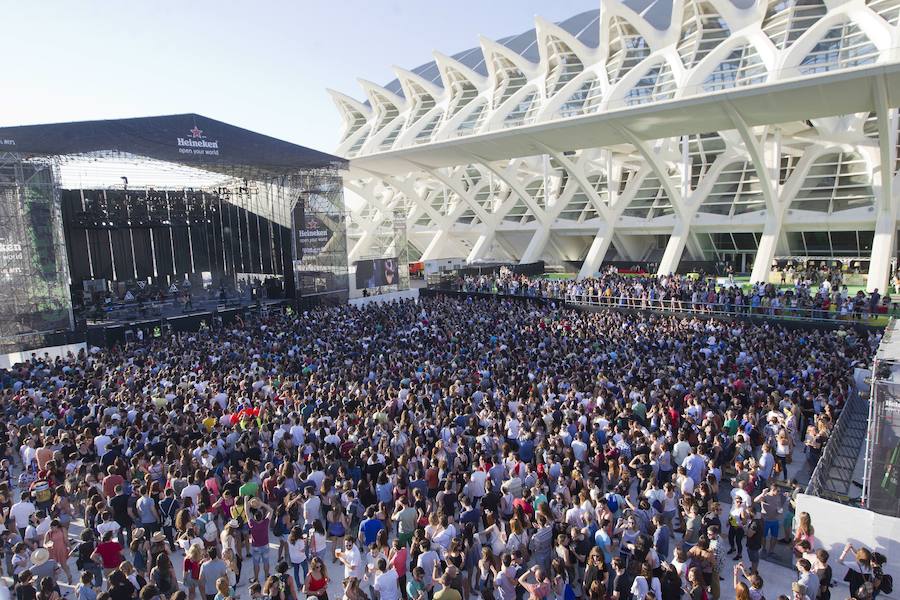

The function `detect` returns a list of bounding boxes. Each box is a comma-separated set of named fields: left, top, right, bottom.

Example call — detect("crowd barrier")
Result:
left=426, top=284, right=887, bottom=328
left=428, top=285, right=888, bottom=329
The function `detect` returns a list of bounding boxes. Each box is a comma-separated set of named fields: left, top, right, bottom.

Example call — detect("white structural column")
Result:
left=467, top=234, right=493, bottom=263
left=615, top=126, right=694, bottom=275
left=520, top=227, right=551, bottom=263
left=420, top=229, right=449, bottom=261
left=468, top=153, right=551, bottom=263
left=532, top=142, right=622, bottom=278
left=657, top=219, right=692, bottom=275
left=726, top=107, right=781, bottom=285
left=869, top=206, right=898, bottom=293
left=408, top=162, right=497, bottom=263
left=344, top=178, right=385, bottom=262
left=750, top=216, right=782, bottom=285
left=578, top=223, right=615, bottom=279
left=867, top=76, right=898, bottom=293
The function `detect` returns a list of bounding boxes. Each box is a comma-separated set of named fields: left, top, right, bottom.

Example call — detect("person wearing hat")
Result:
left=28, top=547, right=58, bottom=582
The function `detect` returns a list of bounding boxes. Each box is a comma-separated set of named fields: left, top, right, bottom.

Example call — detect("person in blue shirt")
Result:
left=518, top=435, right=535, bottom=463
left=593, top=518, right=613, bottom=566
left=358, top=506, right=384, bottom=547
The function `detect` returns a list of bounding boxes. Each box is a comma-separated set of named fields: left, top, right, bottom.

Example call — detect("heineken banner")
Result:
left=295, top=199, right=333, bottom=259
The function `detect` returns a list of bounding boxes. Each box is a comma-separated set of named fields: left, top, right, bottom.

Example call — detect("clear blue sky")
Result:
left=2, top=1, right=598, bottom=155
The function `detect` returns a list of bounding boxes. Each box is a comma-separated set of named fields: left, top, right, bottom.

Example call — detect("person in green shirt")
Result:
left=632, top=400, right=647, bottom=425
left=239, top=480, right=259, bottom=498
left=406, top=567, right=426, bottom=600
left=724, top=410, right=740, bottom=437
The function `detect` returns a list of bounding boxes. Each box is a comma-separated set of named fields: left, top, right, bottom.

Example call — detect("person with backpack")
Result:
left=159, top=488, right=181, bottom=549
left=871, top=552, right=891, bottom=599
left=840, top=544, right=874, bottom=600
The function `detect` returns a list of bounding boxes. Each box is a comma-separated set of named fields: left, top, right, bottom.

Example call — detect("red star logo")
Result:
left=190, top=126, right=203, bottom=138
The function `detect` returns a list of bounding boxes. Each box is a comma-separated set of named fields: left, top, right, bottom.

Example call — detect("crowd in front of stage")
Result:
left=0, top=293, right=889, bottom=600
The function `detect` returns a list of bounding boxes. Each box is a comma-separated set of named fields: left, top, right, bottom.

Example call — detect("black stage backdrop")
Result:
left=60, top=189, right=291, bottom=288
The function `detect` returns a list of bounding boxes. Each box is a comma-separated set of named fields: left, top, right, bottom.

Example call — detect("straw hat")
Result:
left=151, top=531, right=166, bottom=544
left=31, top=548, right=49, bottom=567
left=249, top=498, right=262, bottom=509
left=132, top=527, right=146, bottom=540
left=227, top=519, right=240, bottom=529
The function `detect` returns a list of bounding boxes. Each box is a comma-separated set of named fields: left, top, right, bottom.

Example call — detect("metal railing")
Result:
left=431, top=283, right=891, bottom=325
left=861, top=330, right=900, bottom=516
left=806, top=386, right=869, bottom=504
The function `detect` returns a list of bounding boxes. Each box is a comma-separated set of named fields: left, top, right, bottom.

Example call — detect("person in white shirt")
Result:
left=93, top=433, right=112, bottom=457
left=672, top=434, right=691, bottom=467
left=96, top=513, right=121, bottom=539
left=336, top=538, right=363, bottom=580
left=416, top=541, right=440, bottom=588
left=505, top=416, right=521, bottom=442
left=302, top=488, right=322, bottom=526
left=181, top=479, right=202, bottom=507
left=469, top=469, right=487, bottom=501
left=9, top=496, right=35, bottom=537
left=374, top=558, right=400, bottom=600
left=571, top=437, right=588, bottom=463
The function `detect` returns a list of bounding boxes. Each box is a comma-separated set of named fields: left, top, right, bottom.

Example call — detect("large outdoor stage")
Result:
left=0, top=113, right=348, bottom=355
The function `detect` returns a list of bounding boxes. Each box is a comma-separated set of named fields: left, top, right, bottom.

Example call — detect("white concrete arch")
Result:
left=357, top=80, right=407, bottom=154
left=328, top=90, right=372, bottom=156
left=604, top=53, right=681, bottom=108
left=777, top=7, right=891, bottom=76
left=433, top=52, right=488, bottom=110
left=680, top=32, right=775, bottom=93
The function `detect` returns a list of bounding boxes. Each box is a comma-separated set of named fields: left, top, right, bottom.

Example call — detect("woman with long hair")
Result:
left=220, top=520, right=242, bottom=582
left=774, top=430, right=793, bottom=480
left=342, top=577, right=368, bottom=600
left=150, top=553, right=178, bottom=597
left=327, top=499, right=349, bottom=564
left=37, top=576, right=61, bottom=600
left=43, top=518, right=72, bottom=584
left=182, top=544, right=204, bottom=600
left=684, top=567, right=706, bottom=600
left=303, top=557, right=330, bottom=600
left=840, top=543, right=873, bottom=600
left=51, top=485, right=74, bottom=534
left=793, top=512, right=815, bottom=558
left=479, top=547, right=498, bottom=600
left=287, top=526, right=308, bottom=590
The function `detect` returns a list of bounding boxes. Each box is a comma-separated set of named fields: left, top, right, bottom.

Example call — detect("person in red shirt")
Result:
left=94, top=530, right=124, bottom=572
left=102, top=466, right=124, bottom=499
left=390, top=537, right=408, bottom=596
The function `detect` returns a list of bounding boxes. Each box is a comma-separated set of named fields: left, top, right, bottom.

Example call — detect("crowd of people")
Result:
left=449, top=269, right=892, bottom=321
left=0, top=294, right=887, bottom=600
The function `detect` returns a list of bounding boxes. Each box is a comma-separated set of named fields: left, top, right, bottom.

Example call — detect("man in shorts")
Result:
left=754, top=482, right=785, bottom=554
left=246, top=497, right=274, bottom=583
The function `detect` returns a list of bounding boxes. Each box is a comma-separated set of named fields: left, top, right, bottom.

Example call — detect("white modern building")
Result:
left=331, top=0, right=900, bottom=291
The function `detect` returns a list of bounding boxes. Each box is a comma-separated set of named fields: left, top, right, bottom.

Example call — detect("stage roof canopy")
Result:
left=0, top=113, right=346, bottom=178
